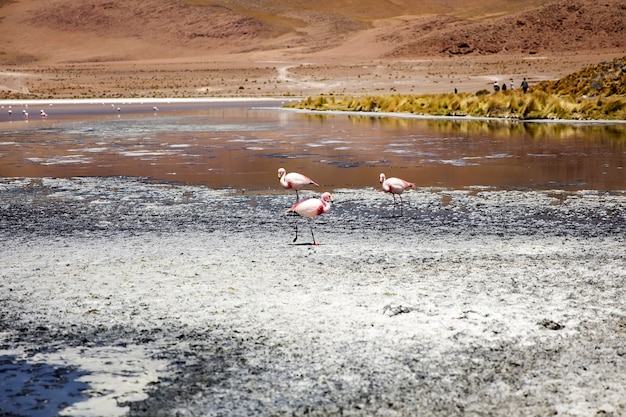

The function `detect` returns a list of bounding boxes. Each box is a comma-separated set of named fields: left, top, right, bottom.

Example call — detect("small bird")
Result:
left=277, top=167, right=319, bottom=201
left=285, top=192, right=333, bottom=245
left=379, top=173, right=415, bottom=206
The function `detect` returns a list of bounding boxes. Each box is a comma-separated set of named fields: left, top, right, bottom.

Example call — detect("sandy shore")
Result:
left=3, top=52, right=622, bottom=99
left=1, top=176, right=625, bottom=416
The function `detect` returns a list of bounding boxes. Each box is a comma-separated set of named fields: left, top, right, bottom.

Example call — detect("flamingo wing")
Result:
left=284, top=172, right=319, bottom=190
left=385, top=177, right=414, bottom=194
left=286, top=192, right=332, bottom=217
left=287, top=198, right=323, bottom=218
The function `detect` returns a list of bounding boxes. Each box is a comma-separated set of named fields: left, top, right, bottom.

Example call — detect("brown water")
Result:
left=1, top=100, right=625, bottom=191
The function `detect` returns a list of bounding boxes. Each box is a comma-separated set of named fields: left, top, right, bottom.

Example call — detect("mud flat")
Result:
left=1, top=177, right=625, bottom=416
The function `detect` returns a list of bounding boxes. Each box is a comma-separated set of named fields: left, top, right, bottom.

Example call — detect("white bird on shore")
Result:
left=379, top=172, right=415, bottom=207
left=284, top=192, right=333, bottom=245
left=278, top=167, right=319, bottom=202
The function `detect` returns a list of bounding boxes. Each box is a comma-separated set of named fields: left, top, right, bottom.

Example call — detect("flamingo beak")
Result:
left=277, top=173, right=281, bottom=179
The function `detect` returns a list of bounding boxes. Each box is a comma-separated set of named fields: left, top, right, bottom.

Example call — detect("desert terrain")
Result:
left=1, top=0, right=625, bottom=99
left=1, top=1, right=625, bottom=417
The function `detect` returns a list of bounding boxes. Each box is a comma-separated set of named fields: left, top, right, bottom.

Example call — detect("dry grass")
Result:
left=536, top=57, right=626, bottom=97
left=286, top=58, right=626, bottom=121
left=287, top=91, right=626, bottom=120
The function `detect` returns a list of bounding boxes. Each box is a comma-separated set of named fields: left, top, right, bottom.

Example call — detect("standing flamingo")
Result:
left=277, top=167, right=319, bottom=201
left=284, top=192, right=333, bottom=245
left=379, top=173, right=415, bottom=209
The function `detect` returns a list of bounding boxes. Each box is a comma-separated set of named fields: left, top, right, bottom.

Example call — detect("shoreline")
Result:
left=283, top=107, right=626, bottom=125
left=1, top=176, right=625, bottom=416
left=0, top=96, right=626, bottom=125
left=0, top=97, right=294, bottom=106
left=2, top=97, right=625, bottom=125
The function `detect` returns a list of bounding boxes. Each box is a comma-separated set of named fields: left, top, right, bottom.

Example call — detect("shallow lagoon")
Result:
left=1, top=99, right=624, bottom=191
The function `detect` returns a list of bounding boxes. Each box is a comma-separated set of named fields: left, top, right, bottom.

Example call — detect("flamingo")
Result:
left=379, top=172, right=415, bottom=207
left=284, top=192, right=333, bottom=245
left=277, top=167, right=319, bottom=201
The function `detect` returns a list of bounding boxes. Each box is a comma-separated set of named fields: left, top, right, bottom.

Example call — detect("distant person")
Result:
left=502, top=83, right=507, bottom=91
left=454, top=87, right=458, bottom=94
left=493, top=81, right=500, bottom=92
left=510, top=79, right=514, bottom=90
left=521, top=78, right=529, bottom=93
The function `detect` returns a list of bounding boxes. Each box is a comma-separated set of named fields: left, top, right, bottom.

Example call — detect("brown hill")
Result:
left=387, top=0, right=626, bottom=57
left=2, top=0, right=624, bottom=64
left=0, top=0, right=624, bottom=98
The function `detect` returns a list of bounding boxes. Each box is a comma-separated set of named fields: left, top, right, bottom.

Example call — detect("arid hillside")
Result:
left=2, top=0, right=624, bottom=63
left=0, top=0, right=624, bottom=98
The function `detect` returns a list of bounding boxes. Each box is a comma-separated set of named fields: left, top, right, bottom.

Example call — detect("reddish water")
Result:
left=1, top=100, right=625, bottom=190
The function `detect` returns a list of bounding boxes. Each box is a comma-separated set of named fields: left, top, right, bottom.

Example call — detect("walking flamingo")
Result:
left=277, top=167, right=319, bottom=201
left=379, top=173, right=415, bottom=209
left=284, top=192, right=332, bottom=245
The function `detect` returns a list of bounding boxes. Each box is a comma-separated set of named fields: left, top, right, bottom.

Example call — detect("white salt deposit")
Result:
left=0, top=177, right=624, bottom=416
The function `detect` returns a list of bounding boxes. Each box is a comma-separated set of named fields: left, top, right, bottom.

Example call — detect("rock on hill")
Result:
left=387, top=0, right=626, bottom=57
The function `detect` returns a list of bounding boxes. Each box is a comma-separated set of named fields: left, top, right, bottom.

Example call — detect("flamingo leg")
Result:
left=293, top=222, right=299, bottom=242
left=309, top=219, right=318, bottom=246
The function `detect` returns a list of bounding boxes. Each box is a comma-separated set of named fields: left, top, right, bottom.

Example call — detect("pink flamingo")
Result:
left=277, top=167, right=319, bottom=201
left=379, top=173, right=415, bottom=207
left=285, top=192, right=333, bottom=245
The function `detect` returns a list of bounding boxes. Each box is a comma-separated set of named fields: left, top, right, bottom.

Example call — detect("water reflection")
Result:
left=0, top=101, right=624, bottom=191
